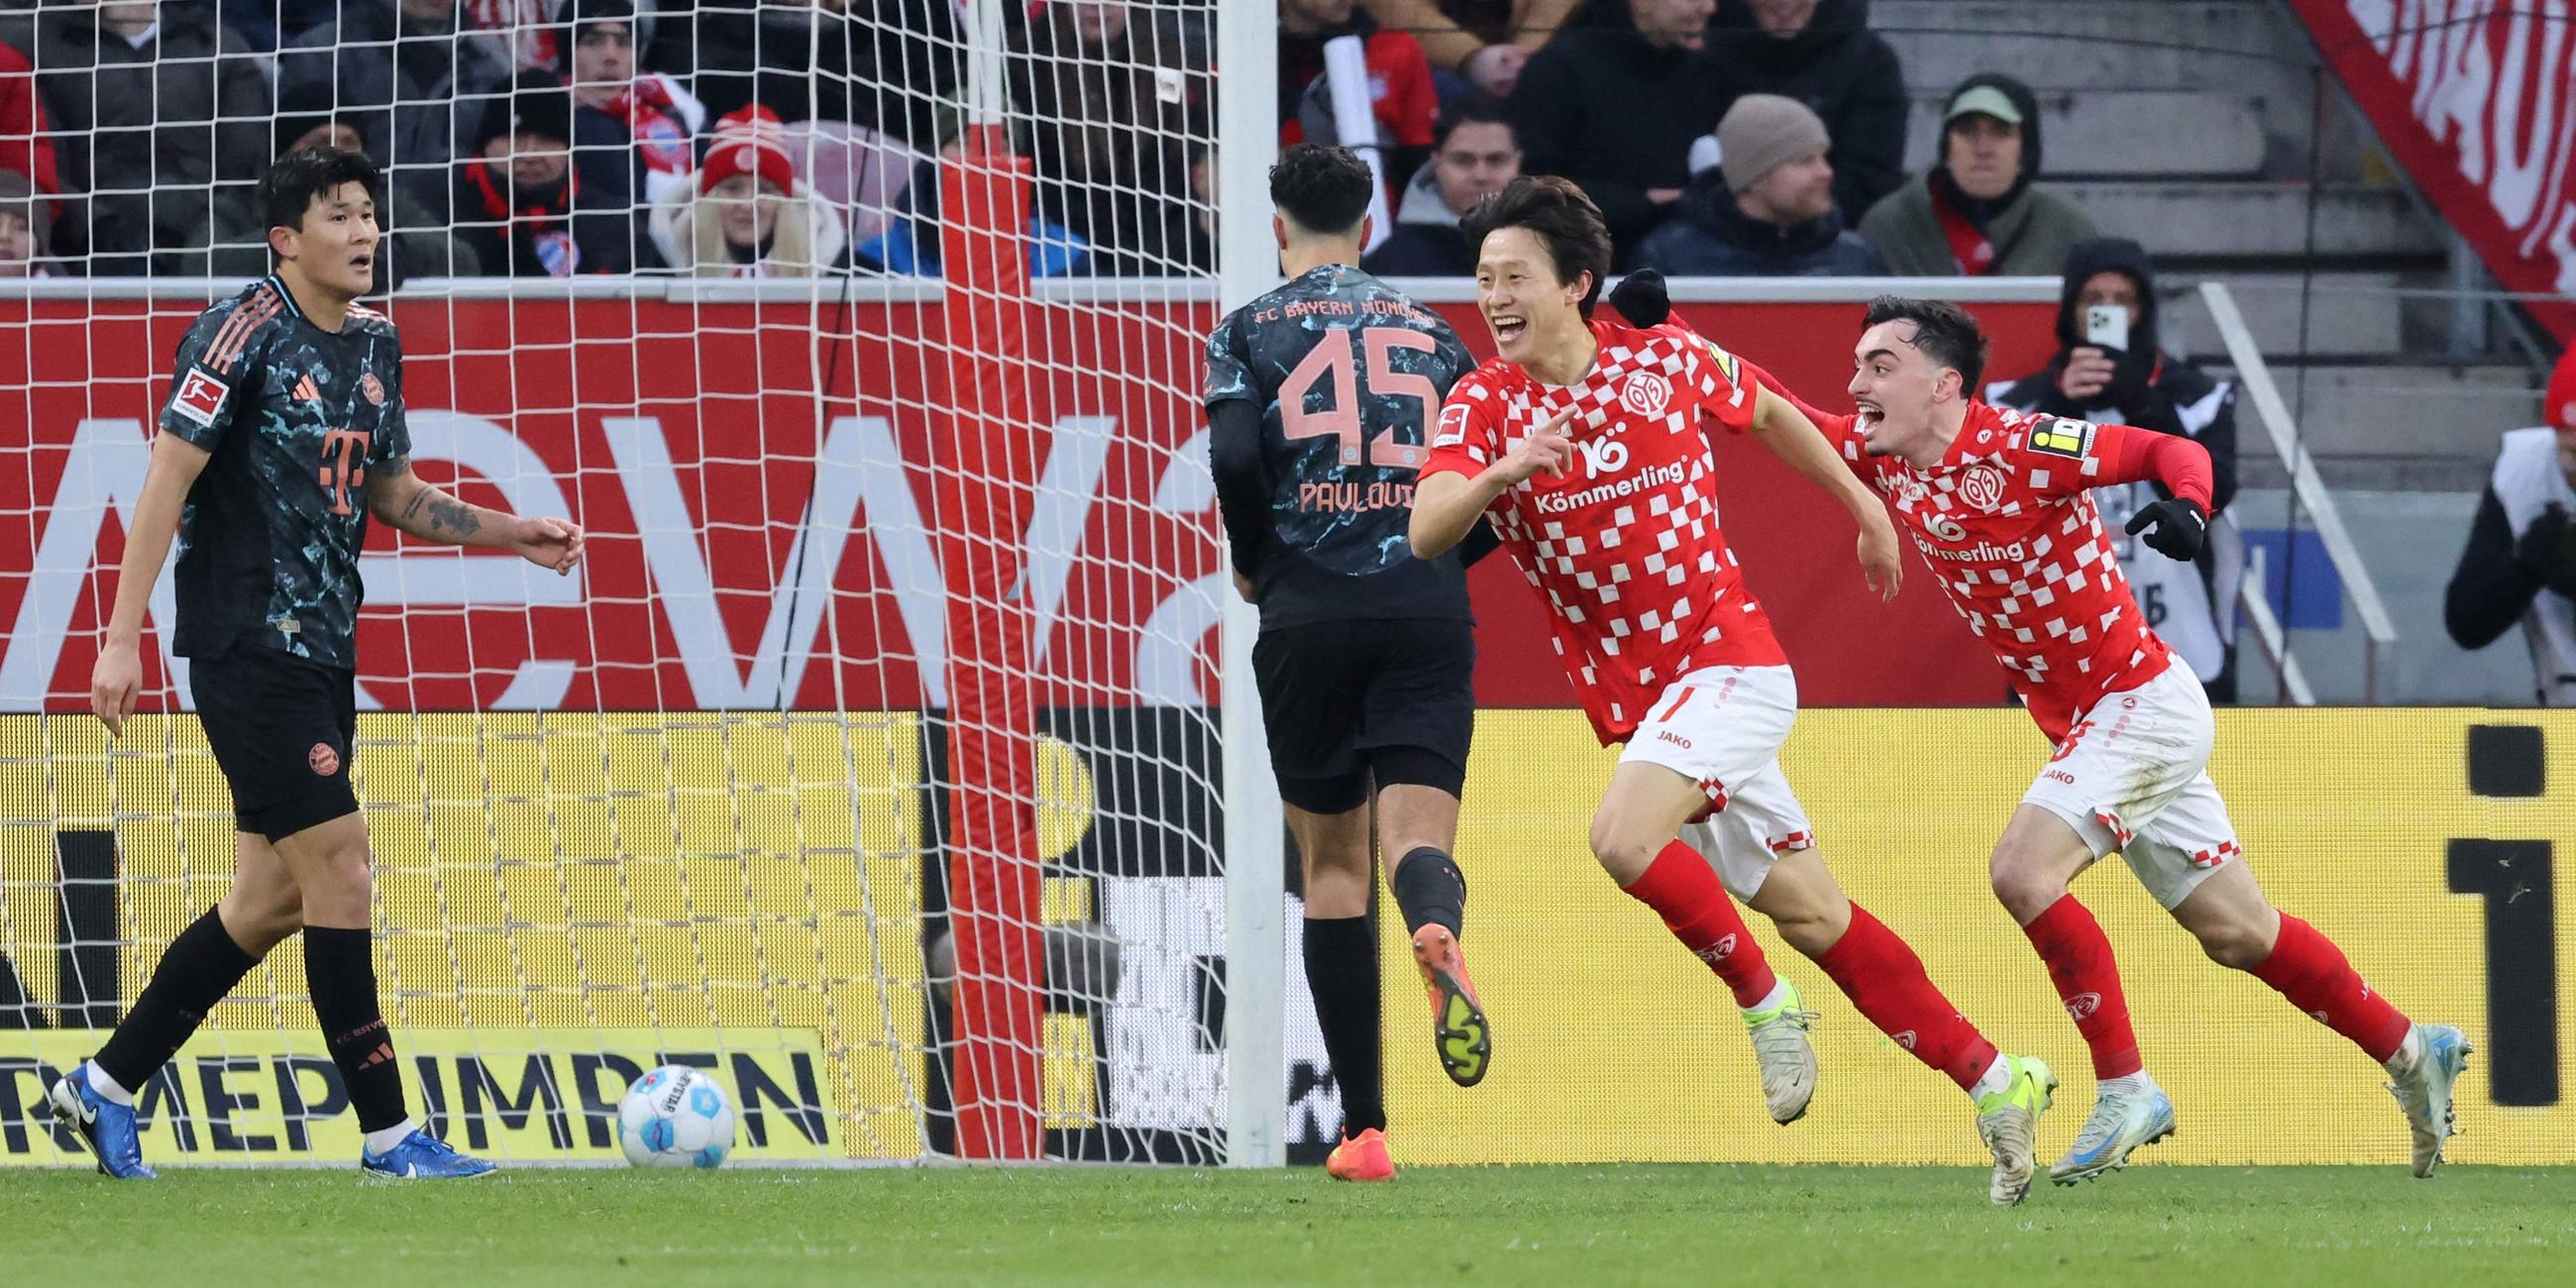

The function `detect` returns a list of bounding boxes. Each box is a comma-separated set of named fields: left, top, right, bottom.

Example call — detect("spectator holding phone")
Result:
left=1990, top=238, right=2242, bottom=698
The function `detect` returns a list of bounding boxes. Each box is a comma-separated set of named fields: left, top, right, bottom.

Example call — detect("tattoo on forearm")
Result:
left=398, top=486, right=483, bottom=540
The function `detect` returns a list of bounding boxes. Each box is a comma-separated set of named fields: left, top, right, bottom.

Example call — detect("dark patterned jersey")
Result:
left=1203, top=264, right=1476, bottom=629
left=158, top=276, right=412, bottom=669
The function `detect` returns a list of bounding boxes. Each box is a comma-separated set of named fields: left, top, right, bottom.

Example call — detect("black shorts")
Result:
left=1250, top=618, right=1474, bottom=814
left=190, top=643, right=361, bottom=842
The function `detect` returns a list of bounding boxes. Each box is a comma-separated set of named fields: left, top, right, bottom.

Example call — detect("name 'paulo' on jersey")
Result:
left=1204, top=263, right=1478, bottom=628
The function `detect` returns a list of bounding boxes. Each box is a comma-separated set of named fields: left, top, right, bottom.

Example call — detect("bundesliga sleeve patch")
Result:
left=1703, top=338, right=1742, bottom=387
left=171, top=367, right=231, bottom=427
left=1435, top=400, right=1472, bottom=447
left=2027, top=416, right=2096, bottom=459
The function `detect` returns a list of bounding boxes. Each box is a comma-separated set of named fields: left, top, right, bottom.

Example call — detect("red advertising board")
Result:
left=2291, top=1, right=2576, bottom=342
left=0, top=291, right=2054, bottom=714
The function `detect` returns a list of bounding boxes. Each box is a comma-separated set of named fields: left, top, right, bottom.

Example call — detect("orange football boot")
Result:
left=1411, top=924, right=1491, bottom=1087
left=1325, top=1127, right=1394, bottom=1182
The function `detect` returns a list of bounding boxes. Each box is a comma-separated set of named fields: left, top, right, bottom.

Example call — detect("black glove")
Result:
left=2124, top=496, right=2207, bottom=561
left=2516, top=502, right=2576, bottom=597
left=1608, top=268, right=1670, bottom=328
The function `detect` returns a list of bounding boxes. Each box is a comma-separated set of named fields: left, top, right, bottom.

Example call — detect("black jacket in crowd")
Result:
left=1699, top=0, right=1907, bottom=223
left=1508, top=26, right=1730, bottom=261
left=1637, top=172, right=1885, bottom=276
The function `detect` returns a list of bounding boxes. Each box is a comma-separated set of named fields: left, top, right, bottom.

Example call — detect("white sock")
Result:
left=1742, top=978, right=1792, bottom=1015
left=84, top=1061, right=134, bottom=1108
left=363, top=1118, right=418, bottom=1156
left=2097, top=1070, right=2157, bottom=1098
left=2383, top=1024, right=2423, bottom=1077
left=1968, top=1054, right=2012, bottom=1102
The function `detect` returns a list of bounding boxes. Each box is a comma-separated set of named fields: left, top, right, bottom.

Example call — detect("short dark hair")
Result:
left=1863, top=295, right=1989, bottom=393
left=1459, top=175, right=1612, bottom=317
left=259, top=147, right=382, bottom=235
left=1269, top=143, right=1374, bottom=236
left=1434, top=95, right=1514, bottom=152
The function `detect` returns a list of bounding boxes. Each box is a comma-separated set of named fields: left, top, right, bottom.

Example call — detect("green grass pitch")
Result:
left=5, top=1164, right=2569, bottom=1285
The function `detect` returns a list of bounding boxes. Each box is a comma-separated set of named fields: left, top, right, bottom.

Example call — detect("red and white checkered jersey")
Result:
left=1814, top=400, right=2174, bottom=741
left=1421, top=318, right=1785, bottom=744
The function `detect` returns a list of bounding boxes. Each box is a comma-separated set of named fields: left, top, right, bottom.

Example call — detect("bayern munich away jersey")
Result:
left=1204, top=264, right=1477, bottom=629
left=1419, top=317, right=1785, bottom=744
left=160, top=277, right=413, bottom=669
left=1815, top=399, right=2175, bottom=740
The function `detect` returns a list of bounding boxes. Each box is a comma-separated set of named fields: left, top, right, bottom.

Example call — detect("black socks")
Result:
left=1302, top=915, right=1385, bottom=1136
left=94, top=906, right=259, bottom=1094
left=304, top=925, right=407, bottom=1133
left=1390, top=846, right=1466, bottom=937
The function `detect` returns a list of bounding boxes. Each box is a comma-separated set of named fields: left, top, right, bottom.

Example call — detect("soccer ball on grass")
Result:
left=617, top=1064, right=735, bottom=1168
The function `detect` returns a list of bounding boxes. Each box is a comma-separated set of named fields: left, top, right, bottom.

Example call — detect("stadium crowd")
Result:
left=0, top=1, right=2100, bottom=284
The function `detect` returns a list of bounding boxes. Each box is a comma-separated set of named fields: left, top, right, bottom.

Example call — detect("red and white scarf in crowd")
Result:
left=603, top=72, right=707, bottom=203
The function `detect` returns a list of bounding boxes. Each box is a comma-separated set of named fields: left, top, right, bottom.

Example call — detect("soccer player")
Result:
left=1410, top=177, right=2059, bottom=1207
left=1805, top=294, right=2470, bottom=1183
left=52, top=148, right=586, bottom=1180
left=1204, top=144, right=1492, bottom=1183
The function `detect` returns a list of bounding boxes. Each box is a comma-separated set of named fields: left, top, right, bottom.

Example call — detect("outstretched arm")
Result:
left=1749, top=385, right=1901, bottom=600
left=90, top=433, right=213, bottom=735
left=2091, top=420, right=2214, bottom=561
left=1411, top=406, right=1575, bottom=558
left=367, top=463, right=585, bottom=573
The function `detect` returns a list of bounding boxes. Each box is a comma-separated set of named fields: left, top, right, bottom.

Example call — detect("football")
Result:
left=616, top=1065, right=735, bottom=1169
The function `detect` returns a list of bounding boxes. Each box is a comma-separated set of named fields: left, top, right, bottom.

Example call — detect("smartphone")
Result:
left=2085, top=304, right=2130, bottom=353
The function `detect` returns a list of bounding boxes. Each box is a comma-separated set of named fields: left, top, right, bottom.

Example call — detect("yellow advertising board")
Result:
left=2, top=1027, right=835, bottom=1165
left=1386, top=708, right=2576, bottom=1167
left=0, top=711, right=931, bottom=1163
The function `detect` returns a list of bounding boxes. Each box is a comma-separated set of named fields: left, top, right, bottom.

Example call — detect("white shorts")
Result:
left=2022, top=664, right=2245, bottom=910
left=1618, top=665, right=1815, bottom=901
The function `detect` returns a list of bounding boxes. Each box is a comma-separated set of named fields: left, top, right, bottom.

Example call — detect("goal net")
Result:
left=0, top=0, right=1297, bottom=1167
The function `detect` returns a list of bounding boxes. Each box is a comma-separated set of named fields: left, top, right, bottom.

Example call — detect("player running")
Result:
left=54, top=148, right=586, bottom=1180
left=1804, top=294, right=2470, bottom=1183
left=1204, top=144, right=1493, bottom=1183
left=1410, top=177, right=2057, bottom=1206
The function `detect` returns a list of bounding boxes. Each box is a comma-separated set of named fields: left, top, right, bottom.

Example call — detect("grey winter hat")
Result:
left=1718, top=94, right=1831, bottom=192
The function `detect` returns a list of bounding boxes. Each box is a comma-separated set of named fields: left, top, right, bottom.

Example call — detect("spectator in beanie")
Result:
left=455, top=72, right=636, bottom=275
left=1990, top=238, right=2242, bottom=698
left=1509, top=0, right=1727, bottom=261
left=647, top=106, right=848, bottom=276
left=561, top=0, right=704, bottom=206
left=2446, top=348, right=2576, bottom=706
left=1638, top=93, right=1882, bottom=276
left=1357, top=0, right=1582, bottom=99
left=1701, top=0, right=1906, bottom=221
left=1860, top=73, right=2094, bottom=276
left=1362, top=96, right=1520, bottom=276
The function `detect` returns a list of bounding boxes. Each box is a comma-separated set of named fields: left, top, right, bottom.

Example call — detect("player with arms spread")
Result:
left=1205, top=145, right=1491, bottom=1183
left=1411, top=177, right=2057, bottom=1206
left=52, top=149, right=586, bottom=1181
left=1809, top=294, right=2470, bottom=1184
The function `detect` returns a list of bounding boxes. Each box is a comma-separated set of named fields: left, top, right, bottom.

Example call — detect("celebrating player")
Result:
left=1411, top=177, right=2059, bottom=1206
left=53, top=148, right=586, bottom=1180
left=1204, top=144, right=1493, bottom=1183
left=1803, top=294, right=2470, bottom=1183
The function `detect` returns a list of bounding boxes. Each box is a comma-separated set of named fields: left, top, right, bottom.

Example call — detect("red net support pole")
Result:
left=932, top=123, right=1045, bottom=1160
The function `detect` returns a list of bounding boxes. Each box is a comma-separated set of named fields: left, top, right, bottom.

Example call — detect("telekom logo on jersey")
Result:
left=1, top=411, right=1214, bottom=711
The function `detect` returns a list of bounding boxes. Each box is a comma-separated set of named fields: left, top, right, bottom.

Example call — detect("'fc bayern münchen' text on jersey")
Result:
left=160, top=277, right=413, bottom=669
left=1419, top=318, right=1785, bottom=744
left=1204, top=264, right=1478, bottom=629
left=1817, top=400, right=2174, bottom=741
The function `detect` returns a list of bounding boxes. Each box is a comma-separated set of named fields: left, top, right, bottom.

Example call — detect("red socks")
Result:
left=2251, top=913, right=2412, bottom=1062
left=1814, top=905, right=2000, bottom=1090
left=1623, top=840, right=1777, bottom=1008
left=2022, top=895, right=2144, bottom=1081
